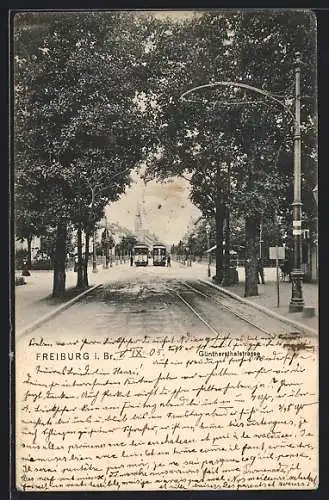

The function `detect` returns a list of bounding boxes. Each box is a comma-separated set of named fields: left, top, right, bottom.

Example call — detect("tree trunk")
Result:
left=214, top=198, right=224, bottom=283
left=221, top=207, right=232, bottom=286
left=83, top=230, right=90, bottom=288
left=76, top=224, right=84, bottom=289
left=213, top=164, right=225, bottom=283
left=221, top=162, right=234, bottom=286
left=244, top=216, right=258, bottom=297
left=52, top=221, right=67, bottom=298
left=26, top=234, right=32, bottom=269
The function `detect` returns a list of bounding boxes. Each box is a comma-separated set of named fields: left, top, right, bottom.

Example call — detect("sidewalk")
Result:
left=191, top=262, right=318, bottom=332
left=14, top=263, right=128, bottom=331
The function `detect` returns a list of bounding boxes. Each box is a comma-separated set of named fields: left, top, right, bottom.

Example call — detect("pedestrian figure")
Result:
left=257, top=257, right=265, bottom=284
left=281, top=258, right=292, bottom=282
left=167, top=254, right=171, bottom=267
left=130, top=253, right=133, bottom=266
left=22, top=259, right=30, bottom=277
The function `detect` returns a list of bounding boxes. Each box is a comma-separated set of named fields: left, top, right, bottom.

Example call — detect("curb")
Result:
left=199, top=279, right=318, bottom=337
left=16, top=283, right=103, bottom=338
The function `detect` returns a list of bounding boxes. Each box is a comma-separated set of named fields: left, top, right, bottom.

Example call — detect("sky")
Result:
left=105, top=174, right=201, bottom=245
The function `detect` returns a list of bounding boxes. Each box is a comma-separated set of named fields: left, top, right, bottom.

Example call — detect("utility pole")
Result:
left=289, top=52, right=304, bottom=312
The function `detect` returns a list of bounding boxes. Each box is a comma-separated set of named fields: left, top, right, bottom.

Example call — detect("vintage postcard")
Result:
left=12, top=9, right=318, bottom=492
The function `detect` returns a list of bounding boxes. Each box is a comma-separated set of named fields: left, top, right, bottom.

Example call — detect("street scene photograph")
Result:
left=13, top=9, right=318, bottom=492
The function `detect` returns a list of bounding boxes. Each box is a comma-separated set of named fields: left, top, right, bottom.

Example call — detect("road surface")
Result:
left=22, top=263, right=304, bottom=339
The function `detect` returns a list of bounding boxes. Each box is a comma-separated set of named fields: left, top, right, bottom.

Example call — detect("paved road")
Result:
left=24, top=264, right=306, bottom=340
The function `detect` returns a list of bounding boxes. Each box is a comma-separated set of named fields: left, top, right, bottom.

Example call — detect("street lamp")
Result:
left=179, top=52, right=306, bottom=311
left=288, top=53, right=304, bottom=311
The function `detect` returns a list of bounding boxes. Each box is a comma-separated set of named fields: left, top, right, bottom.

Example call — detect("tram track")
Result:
left=170, top=280, right=304, bottom=338
left=167, top=286, right=222, bottom=336
left=182, top=281, right=275, bottom=337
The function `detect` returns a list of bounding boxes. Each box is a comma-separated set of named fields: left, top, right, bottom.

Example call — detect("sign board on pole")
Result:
left=269, top=246, right=285, bottom=260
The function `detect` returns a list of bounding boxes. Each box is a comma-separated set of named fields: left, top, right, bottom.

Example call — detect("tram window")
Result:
left=135, top=247, right=148, bottom=255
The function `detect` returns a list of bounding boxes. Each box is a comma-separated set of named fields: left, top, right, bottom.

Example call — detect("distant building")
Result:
left=134, top=200, right=159, bottom=247
left=135, top=200, right=144, bottom=241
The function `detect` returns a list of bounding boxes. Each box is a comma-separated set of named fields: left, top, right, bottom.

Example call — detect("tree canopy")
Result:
left=138, top=10, right=317, bottom=293
left=14, top=10, right=317, bottom=295
left=14, top=11, right=151, bottom=293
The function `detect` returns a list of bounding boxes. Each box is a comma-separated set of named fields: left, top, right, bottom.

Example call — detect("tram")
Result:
left=152, top=244, right=167, bottom=266
left=133, top=243, right=149, bottom=266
